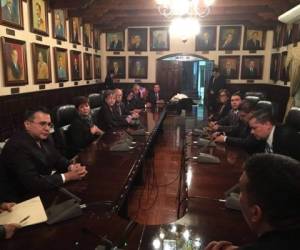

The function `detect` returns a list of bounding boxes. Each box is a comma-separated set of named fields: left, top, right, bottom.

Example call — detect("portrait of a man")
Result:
left=129, top=56, right=148, bottom=79
left=94, top=29, right=100, bottom=50
left=70, top=50, right=82, bottom=81
left=280, top=52, right=289, bottom=83
left=273, top=24, right=283, bottom=48
left=94, top=55, right=101, bottom=79
left=54, top=48, right=68, bottom=82
left=195, top=26, right=217, bottom=51
left=2, top=37, right=28, bottom=86
left=219, top=26, right=241, bottom=50
left=106, top=32, right=124, bottom=51
left=83, top=23, right=92, bottom=48
left=128, top=28, right=147, bottom=51
left=70, top=17, right=81, bottom=44
left=270, top=53, right=280, bottom=81
left=31, top=0, right=48, bottom=34
left=32, top=43, right=51, bottom=83
left=1, top=0, right=22, bottom=27
left=283, top=23, right=295, bottom=46
left=244, top=28, right=265, bottom=50
left=84, top=53, right=92, bottom=80
left=107, top=56, right=125, bottom=79
left=52, top=9, right=66, bottom=40
left=219, top=56, right=240, bottom=80
left=241, top=56, right=264, bottom=80
left=150, top=27, right=169, bottom=51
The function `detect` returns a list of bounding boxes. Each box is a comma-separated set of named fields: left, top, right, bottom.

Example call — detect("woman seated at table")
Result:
left=209, top=89, right=231, bottom=122
left=69, top=96, right=103, bottom=154
left=97, top=90, right=134, bottom=131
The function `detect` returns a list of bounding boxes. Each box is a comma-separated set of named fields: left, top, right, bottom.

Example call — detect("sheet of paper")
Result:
left=0, top=196, right=48, bottom=227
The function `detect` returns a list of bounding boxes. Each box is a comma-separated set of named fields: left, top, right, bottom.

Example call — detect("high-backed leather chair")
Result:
left=245, top=95, right=260, bottom=106
left=88, top=93, right=102, bottom=120
left=245, top=92, right=265, bottom=100
left=52, top=105, right=77, bottom=158
left=256, top=100, right=276, bottom=119
left=285, top=107, right=300, bottom=131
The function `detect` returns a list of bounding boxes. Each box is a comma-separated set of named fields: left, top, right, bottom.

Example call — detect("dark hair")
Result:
left=218, top=89, right=230, bottom=97
left=73, top=96, right=88, bottom=109
left=24, top=107, right=50, bottom=121
left=103, top=90, right=114, bottom=100
left=239, top=100, right=255, bottom=113
left=231, top=91, right=242, bottom=99
left=250, top=109, right=274, bottom=125
left=244, top=153, right=300, bottom=228
left=212, top=67, right=219, bottom=73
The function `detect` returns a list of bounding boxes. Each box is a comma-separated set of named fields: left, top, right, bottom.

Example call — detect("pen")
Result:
left=19, top=215, right=30, bottom=224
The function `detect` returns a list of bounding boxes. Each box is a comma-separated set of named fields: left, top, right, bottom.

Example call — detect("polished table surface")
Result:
left=1, top=106, right=256, bottom=250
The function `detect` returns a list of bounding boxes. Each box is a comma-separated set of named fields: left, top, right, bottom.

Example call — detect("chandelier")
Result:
left=155, top=0, right=215, bottom=18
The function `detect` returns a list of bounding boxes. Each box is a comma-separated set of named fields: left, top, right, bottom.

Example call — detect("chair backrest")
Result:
left=52, top=105, right=77, bottom=158
left=285, top=107, right=300, bottom=131
left=256, top=100, right=273, bottom=112
left=245, top=95, right=260, bottom=106
left=88, top=93, right=102, bottom=109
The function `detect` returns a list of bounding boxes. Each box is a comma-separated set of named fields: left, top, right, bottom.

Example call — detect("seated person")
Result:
left=209, top=89, right=231, bottom=121
left=69, top=96, right=103, bottom=154
left=97, top=90, right=133, bottom=131
left=205, top=153, right=300, bottom=250
left=248, top=109, right=300, bottom=161
left=113, top=88, right=139, bottom=118
left=214, top=100, right=263, bottom=153
left=147, top=84, right=165, bottom=106
left=1, top=107, right=87, bottom=201
left=125, top=91, right=142, bottom=114
left=0, top=202, right=20, bottom=240
left=209, top=92, right=242, bottom=134
left=130, top=84, right=145, bottom=109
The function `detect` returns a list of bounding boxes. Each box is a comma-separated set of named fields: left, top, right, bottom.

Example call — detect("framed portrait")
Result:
left=106, top=31, right=124, bottom=51
left=219, top=26, right=242, bottom=51
left=83, top=23, right=92, bottom=48
left=53, top=47, right=68, bottom=82
left=282, top=23, right=299, bottom=46
left=83, top=53, right=92, bottom=80
left=129, top=56, right=148, bottom=79
left=32, top=43, right=51, bottom=84
left=1, top=37, right=28, bottom=86
left=219, top=56, right=240, bottom=80
left=273, top=23, right=283, bottom=48
left=280, top=51, right=289, bottom=83
left=150, top=27, right=169, bottom=51
left=107, top=56, right=125, bottom=79
left=94, top=28, right=101, bottom=50
left=29, top=0, right=48, bottom=36
left=94, top=55, right=101, bottom=79
left=243, top=27, right=266, bottom=50
left=0, top=0, right=23, bottom=29
left=70, top=50, right=82, bottom=81
left=241, top=56, right=264, bottom=80
left=270, top=53, right=280, bottom=81
left=128, top=28, right=147, bottom=51
left=52, top=9, right=66, bottom=40
left=69, top=16, right=81, bottom=44
left=195, top=26, right=217, bottom=51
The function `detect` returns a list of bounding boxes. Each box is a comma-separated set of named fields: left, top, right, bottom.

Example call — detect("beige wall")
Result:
left=0, top=1, right=294, bottom=96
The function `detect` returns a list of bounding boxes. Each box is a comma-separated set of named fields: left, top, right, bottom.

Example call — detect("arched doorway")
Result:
left=156, top=53, right=214, bottom=101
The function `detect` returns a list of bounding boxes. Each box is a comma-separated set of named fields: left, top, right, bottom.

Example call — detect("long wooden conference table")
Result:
left=1, top=105, right=256, bottom=250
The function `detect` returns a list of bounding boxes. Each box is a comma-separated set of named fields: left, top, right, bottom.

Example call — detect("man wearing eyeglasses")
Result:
left=0, top=107, right=87, bottom=202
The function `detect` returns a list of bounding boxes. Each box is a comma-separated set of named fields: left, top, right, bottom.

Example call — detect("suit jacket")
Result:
left=114, top=102, right=130, bottom=117
left=244, top=67, right=258, bottom=79
left=207, top=75, right=226, bottom=111
left=226, top=133, right=265, bottom=154
left=148, top=91, right=164, bottom=105
left=97, top=103, right=128, bottom=131
left=68, top=114, right=98, bottom=154
left=222, top=68, right=236, bottom=79
left=240, top=227, right=300, bottom=250
left=109, top=40, right=122, bottom=50
left=0, top=131, right=69, bottom=201
left=2, top=4, right=18, bottom=23
left=130, top=93, right=145, bottom=109
left=217, top=109, right=240, bottom=134
left=246, top=39, right=260, bottom=50
left=210, top=101, right=231, bottom=122
left=269, top=125, right=300, bottom=161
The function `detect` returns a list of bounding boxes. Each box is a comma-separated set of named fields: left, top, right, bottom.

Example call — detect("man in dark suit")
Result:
left=72, top=57, right=80, bottom=79
left=222, top=61, right=237, bottom=79
left=2, top=0, right=18, bottom=23
left=246, top=31, right=261, bottom=50
left=207, top=67, right=226, bottom=113
left=198, top=31, right=213, bottom=50
left=0, top=107, right=87, bottom=201
left=221, top=32, right=237, bottom=50
left=8, top=49, right=22, bottom=80
left=205, top=153, right=300, bottom=250
left=248, top=109, right=300, bottom=161
left=147, top=84, right=165, bottom=106
left=244, top=60, right=258, bottom=79
left=109, top=34, right=123, bottom=50
left=69, top=96, right=103, bottom=155
left=97, top=90, right=131, bottom=131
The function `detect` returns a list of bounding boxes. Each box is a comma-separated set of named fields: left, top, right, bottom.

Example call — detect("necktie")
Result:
left=156, top=93, right=159, bottom=101
left=118, top=105, right=122, bottom=116
left=265, top=143, right=273, bottom=153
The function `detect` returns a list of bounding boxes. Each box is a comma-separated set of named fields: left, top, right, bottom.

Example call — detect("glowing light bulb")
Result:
left=152, top=238, right=161, bottom=249
left=171, top=224, right=177, bottom=233
left=183, top=229, right=190, bottom=241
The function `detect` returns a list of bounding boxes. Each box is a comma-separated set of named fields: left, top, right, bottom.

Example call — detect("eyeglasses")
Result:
left=30, top=121, right=53, bottom=128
